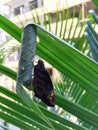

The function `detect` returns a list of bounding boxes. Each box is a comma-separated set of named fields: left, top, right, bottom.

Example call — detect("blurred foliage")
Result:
left=0, top=5, right=98, bottom=130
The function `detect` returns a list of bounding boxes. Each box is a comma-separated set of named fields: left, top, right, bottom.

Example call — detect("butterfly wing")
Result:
left=33, top=60, right=55, bottom=107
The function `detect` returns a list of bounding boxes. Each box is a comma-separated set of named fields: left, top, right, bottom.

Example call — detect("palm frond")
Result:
left=1, top=85, right=87, bottom=130
left=0, top=7, right=96, bottom=61
left=0, top=14, right=98, bottom=129
left=84, top=10, right=98, bottom=62
left=0, top=7, right=98, bottom=130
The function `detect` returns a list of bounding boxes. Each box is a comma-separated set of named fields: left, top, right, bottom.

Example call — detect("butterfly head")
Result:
left=38, top=60, right=44, bottom=68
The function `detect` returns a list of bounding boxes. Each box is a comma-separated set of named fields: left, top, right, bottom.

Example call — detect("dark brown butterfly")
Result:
left=32, top=60, right=55, bottom=107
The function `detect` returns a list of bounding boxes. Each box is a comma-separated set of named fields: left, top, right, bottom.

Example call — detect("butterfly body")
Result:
left=32, top=60, right=55, bottom=107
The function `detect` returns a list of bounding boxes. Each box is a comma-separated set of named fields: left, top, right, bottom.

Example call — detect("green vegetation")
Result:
left=0, top=3, right=98, bottom=130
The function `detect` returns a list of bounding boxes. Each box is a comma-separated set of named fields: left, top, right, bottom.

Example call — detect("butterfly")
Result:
left=32, top=60, right=55, bottom=107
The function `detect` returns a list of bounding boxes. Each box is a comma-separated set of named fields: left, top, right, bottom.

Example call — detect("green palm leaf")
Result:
left=0, top=7, right=98, bottom=130
left=0, top=85, right=87, bottom=130
left=0, top=14, right=98, bottom=129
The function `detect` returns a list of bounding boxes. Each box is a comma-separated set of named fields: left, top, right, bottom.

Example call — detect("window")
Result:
left=74, top=12, right=79, bottom=18
left=38, top=0, right=43, bottom=8
left=29, top=0, right=38, bottom=10
left=14, top=5, right=24, bottom=15
left=50, top=13, right=56, bottom=23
